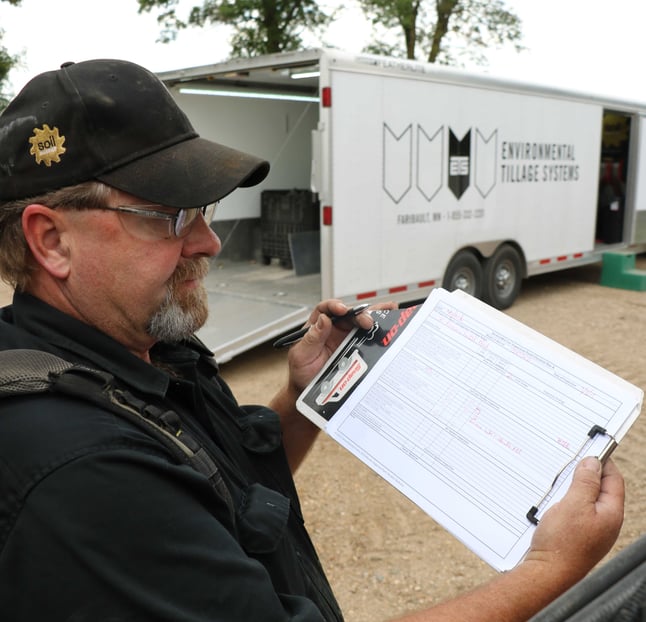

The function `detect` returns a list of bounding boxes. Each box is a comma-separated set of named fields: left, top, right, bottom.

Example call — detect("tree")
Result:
left=0, top=0, right=22, bottom=110
left=359, top=0, right=523, bottom=65
left=137, top=0, right=332, bottom=57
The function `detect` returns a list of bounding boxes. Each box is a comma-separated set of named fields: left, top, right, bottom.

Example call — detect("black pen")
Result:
left=272, top=303, right=370, bottom=348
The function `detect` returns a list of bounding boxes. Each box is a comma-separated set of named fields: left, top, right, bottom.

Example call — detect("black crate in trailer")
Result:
left=261, top=190, right=320, bottom=269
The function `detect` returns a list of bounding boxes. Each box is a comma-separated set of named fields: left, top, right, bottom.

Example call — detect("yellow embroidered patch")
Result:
left=28, top=124, right=66, bottom=167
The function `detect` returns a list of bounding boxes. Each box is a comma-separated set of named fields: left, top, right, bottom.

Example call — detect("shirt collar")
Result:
left=1, top=291, right=215, bottom=397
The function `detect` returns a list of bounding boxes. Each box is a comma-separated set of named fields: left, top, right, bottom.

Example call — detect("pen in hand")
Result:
left=272, top=303, right=370, bottom=348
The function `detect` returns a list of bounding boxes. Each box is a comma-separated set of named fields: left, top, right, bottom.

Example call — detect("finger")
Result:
left=309, top=300, right=347, bottom=324
left=354, top=311, right=375, bottom=330
left=353, top=301, right=398, bottom=330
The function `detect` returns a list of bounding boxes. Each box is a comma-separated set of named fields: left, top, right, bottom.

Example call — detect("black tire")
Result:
left=443, top=250, right=483, bottom=298
left=482, top=244, right=523, bottom=310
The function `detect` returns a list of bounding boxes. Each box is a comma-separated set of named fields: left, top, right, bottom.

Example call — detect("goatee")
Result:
left=147, top=258, right=210, bottom=343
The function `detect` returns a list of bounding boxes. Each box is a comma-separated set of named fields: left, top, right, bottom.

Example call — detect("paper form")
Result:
left=297, top=288, right=643, bottom=571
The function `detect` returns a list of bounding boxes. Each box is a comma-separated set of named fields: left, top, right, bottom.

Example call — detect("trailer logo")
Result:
left=383, top=124, right=413, bottom=203
left=383, top=123, right=497, bottom=204
left=449, top=129, right=470, bottom=199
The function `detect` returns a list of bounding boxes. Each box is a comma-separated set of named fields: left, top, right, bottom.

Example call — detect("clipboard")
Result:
left=297, top=288, right=643, bottom=571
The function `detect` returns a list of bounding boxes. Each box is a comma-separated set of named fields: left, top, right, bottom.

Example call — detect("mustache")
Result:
left=168, top=258, right=210, bottom=290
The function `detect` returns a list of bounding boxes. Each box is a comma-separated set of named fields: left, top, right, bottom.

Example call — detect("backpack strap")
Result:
left=0, top=348, right=235, bottom=520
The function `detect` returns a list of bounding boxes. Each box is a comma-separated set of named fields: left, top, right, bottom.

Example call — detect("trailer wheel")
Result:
left=483, top=245, right=522, bottom=310
left=443, top=250, right=483, bottom=298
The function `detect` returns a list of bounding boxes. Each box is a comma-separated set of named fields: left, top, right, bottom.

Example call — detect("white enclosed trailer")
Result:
left=158, top=48, right=646, bottom=362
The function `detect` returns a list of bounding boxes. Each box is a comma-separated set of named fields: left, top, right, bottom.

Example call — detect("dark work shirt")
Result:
left=0, top=292, right=342, bottom=621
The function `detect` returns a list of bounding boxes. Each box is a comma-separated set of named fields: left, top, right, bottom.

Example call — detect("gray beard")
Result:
left=147, top=296, right=204, bottom=343
left=147, top=258, right=210, bottom=343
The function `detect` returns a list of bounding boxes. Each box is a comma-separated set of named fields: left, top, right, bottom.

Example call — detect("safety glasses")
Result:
left=99, top=203, right=217, bottom=241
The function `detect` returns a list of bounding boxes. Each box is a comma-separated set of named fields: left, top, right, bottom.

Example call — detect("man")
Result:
left=0, top=59, right=624, bottom=621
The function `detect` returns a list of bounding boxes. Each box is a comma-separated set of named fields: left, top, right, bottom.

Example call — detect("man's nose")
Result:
left=182, top=213, right=221, bottom=257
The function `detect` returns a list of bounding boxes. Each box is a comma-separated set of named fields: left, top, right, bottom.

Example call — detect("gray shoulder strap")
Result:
left=0, top=349, right=76, bottom=395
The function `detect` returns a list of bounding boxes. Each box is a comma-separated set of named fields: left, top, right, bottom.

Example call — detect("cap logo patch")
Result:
left=29, top=124, right=66, bottom=167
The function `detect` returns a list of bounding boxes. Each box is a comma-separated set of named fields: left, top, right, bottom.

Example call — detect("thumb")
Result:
left=300, top=314, right=331, bottom=347
left=287, top=315, right=335, bottom=393
left=289, top=314, right=332, bottom=364
left=567, top=457, right=602, bottom=505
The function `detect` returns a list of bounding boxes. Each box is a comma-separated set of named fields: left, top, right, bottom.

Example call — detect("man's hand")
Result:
left=524, top=456, right=624, bottom=582
left=286, top=299, right=397, bottom=394
left=269, top=299, right=396, bottom=472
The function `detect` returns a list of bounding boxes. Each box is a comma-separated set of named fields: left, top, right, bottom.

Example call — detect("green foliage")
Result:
left=0, top=40, right=20, bottom=112
left=138, top=0, right=332, bottom=56
left=358, top=0, right=523, bottom=65
left=0, top=0, right=23, bottom=111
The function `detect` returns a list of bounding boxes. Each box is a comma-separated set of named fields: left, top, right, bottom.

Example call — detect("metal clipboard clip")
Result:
left=526, top=424, right=617, bottom=525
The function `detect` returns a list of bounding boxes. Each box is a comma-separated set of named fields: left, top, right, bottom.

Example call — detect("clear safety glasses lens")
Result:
left=174, top=203, right=217, bottom=237
left=107, top=203, right=217, bottom=241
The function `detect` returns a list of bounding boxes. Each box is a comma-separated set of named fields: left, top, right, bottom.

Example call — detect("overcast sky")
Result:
left=1, top=0, right=645, bottom=102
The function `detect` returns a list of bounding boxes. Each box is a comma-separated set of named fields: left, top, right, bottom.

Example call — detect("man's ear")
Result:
left=21, top=204, right=71, bottom=279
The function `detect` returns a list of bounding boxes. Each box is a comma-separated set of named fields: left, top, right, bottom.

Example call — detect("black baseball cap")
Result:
left=0, top=59, right=270, bottom=207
